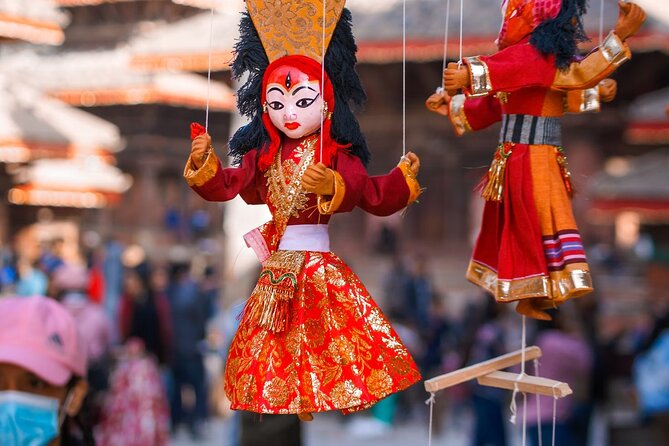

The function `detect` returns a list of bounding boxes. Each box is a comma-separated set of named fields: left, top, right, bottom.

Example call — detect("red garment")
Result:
left=451, top=35, right=630, bottom=316
left=97, top=354, right=170, bottom=446
left=187, top=135, right=421, bottom=414
left=190, top=137, right=413, bottom=221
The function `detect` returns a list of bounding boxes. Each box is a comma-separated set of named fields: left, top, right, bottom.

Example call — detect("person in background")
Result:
left=0, top=296, right=91, bottom=446
left=119, top=264, right=172, bottom=366
left=467, top=298, right=508, bottom=446
left=52, top=262, right=113, bottom=427
left=168, top=261, right=212, bottom=439
left=52, top=263, right=113, bottom=367
left=96, top=339, right=170, bottom=446
left=525, top=307, right=594, bottom=446
left=14, top=229, right=48, bottom=297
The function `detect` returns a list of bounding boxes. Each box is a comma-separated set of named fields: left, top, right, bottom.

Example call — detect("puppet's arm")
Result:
left=445, top=3, right=645, bottom=95
left=183, top=148, right=263, bottom=204
left=564, top=79, right=617, bottom=114
left=302, top=151, right=421, bottom=216
left=426, top=91, right=502, bottom=135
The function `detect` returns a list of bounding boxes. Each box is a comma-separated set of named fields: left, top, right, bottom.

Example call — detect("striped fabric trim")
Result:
left=499, top=114, right=562, bottom=146
left=543, top=230, right=587, bottom=272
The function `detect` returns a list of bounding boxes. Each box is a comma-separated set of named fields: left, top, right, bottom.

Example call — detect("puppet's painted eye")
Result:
left=268, top=101, right=284, bottom=110
left=296, top=97, right=317, bottom=108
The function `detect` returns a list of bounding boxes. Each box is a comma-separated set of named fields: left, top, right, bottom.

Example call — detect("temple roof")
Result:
left=0, top=0, right=67, bottom=45
left=588, top=148, right=669, bottom=222
left=625, top=87, right=669, bottom=145
left=128, top=0, right=669, bottom=71
left=2, top=49, right=235, bottom=110
left=0, top=74, right=123, bottom=163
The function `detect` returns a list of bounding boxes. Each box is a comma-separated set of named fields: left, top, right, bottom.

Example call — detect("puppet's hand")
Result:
left=190, top=133, right=211, bottom=169
left=443, top=62, right=470, bottom=96
left=614, top=2, right=646, bottom=41
left=301, top=163, right=335, bottom=196
left=401, top=152, right=420, bottom=176
left=598, top=79, right=617, bottom=102
left=425, top=91, right=450, bottom=116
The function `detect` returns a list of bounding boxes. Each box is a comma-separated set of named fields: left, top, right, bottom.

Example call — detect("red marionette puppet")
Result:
left=426, top=0, right=646, bottom=319
left=185, top=1, right=421, bottom=420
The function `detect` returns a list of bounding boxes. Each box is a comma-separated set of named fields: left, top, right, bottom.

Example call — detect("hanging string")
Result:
left=510, top=316, right=528, bottom=424
left=522, top=392, right=528, bottom=446
left=205, top=5, right=215, bottom=132
left=534, top=358, right=543, bottom=446
left=598, top=0, right=605, bottom=43
left=551, top=383, right=560, bottom=446
left=457, top=0, right=464, bottom=66
left=440, top=0, right=452, bottom=91
left=425, top=392, right=436, bottom=446
left=402, top=0, right=407, bottom=156
left=320, top=0, right=326, bottom=163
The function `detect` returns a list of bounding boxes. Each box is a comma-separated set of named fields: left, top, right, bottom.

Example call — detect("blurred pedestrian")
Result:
left=468, top=298, right=508, bottom=446
left=405, top=256, right=434, bottom=333
left=96, top=339, right=170, bottom=446
left=381, top=254, right=411, bottom=316
left=525, top=308, right=593, bottom=446
left=53, top=262, right=114, bottom=427
left=119, top=264, right=172, bottom=366
left=13, top=231, right=48, bottom=297
left=0, top=296, right=91, bottom=445
left=168, top=261, right=212, bottom=439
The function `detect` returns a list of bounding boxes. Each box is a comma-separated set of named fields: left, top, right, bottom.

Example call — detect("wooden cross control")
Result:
left=424, top=346, right=572, bottom=398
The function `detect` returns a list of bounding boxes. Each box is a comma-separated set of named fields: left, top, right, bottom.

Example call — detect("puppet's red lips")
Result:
left=284, top=122, right=301, bottom=130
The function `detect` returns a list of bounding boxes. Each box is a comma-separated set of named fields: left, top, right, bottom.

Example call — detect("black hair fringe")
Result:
left=529, top=0, right=589, bottom=70
left=228, top=8, right=370, bottom=166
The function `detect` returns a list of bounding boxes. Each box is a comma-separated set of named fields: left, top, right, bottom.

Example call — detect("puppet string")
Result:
left=551, top=383, right=560, bottom=446
left=510, top=315, right=528, bottom=424
left=441, top=0, right=451, bottom=91
left=599, top=0, right=605, bottom=44
left=458, top=0, right=463, bottom=67
left=320, top=0, right=326, bottom=163
left=205, top=5, right=215, bottom=132
left=522, top=391, right=528, bottom=446
left=534, top=358, right=543, bottom=446
left=426, top=392, right=436, bottom=446
left=402, top=0, right=407, bottom=157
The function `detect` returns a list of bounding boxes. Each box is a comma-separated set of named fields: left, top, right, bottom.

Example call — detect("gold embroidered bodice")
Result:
left=264, top=136, right=317, bottom=234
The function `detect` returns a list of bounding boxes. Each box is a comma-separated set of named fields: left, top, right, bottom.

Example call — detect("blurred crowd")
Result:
left=0, top=229, right=217, bottom=445
left=1, top=227, right=669, bottom=446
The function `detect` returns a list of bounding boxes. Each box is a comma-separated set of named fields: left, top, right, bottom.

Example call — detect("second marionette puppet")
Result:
left=185, top=0, right=422, bottom=420
left=426, top=0, right=646, bottom=319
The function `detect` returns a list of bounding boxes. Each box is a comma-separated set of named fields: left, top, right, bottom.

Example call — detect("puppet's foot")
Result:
left=516, top=299, right=552, bottom=321
left=297, top=412, right=314, bottom=422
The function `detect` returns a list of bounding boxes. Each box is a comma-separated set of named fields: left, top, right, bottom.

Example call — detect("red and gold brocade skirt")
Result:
left=467, top=143, right=593, bottom=317
left=223, top=251, right=421, bottom=415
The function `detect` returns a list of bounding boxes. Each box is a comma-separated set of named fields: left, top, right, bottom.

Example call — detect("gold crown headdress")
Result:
left=245, top=0, right=346, bottom=63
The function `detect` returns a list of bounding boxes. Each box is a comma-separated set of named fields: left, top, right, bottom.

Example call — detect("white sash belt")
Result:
left=278, top=224, right=330, bottom=252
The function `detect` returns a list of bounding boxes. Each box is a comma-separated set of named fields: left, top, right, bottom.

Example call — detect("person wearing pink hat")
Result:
left=0, top=296, right=90, bottom=446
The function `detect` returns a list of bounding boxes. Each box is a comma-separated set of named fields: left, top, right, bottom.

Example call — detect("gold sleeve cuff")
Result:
left=397, top=162, right=422, bottom=205
left=601, top=31, right=630, bottom=66
left=464, top=56, right=493, bottom=97
left=565, top=87, right=600, bottom=114
left=183, top=148, right=220, bottom=187
left=448, top=93, right=473, bottom=136
left=316, top=170, right=345, bottom=215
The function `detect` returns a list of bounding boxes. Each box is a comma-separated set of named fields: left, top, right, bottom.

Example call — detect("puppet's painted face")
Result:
left=265, top=65, right=324, bottom=139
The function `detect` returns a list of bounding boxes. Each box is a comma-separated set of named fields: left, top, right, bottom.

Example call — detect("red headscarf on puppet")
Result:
left=497, top=0, right=562, bottom=49
left=258, top=55, right=346, bottom=171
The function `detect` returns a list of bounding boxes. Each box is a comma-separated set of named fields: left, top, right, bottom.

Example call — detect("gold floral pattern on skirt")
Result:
left=224, top=251, right=421, bottom=414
